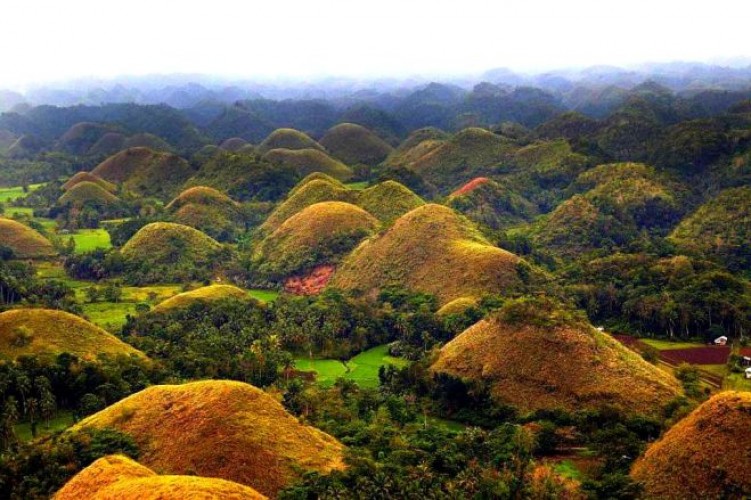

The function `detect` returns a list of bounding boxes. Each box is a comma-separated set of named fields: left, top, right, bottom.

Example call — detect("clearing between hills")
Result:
left=294, top=344, right=409, bottom=388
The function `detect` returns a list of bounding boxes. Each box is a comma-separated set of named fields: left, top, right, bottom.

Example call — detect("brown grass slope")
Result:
left=408, top=127, right=518, bottom=193
left=0, top=218, right=55, bottom=258
left=431, top=301, right=681, bottom=416
left=319, top=123, right=393, bottom=166
left=263, top=147, right=353, bottom=181
left=632, top=391, right=751, bottom=499
left=62, top=171, right=117, bottom=192
left=287, top=172, right=347, bottom=197
left=260, top=179, right=354, bottom=233
left=124, top=133, right=172, bottom=152
left=165, top=186, right=239, bottom=212
left=58, top=181, right=120, bottom=207
left=255, top=201, right=379, bottom=277
left=54, top=455, right=266, bottom=500
left=57, top=122, right=112, bottom=155
left=0, top=309, right=144, bottom=361
left=447, top=177, right=536, bottom=231
left=87, top=132, right=127, bottom=157
left=73, top=380, right=344, bottom=497
left=330, top=204, right=523, bottom=305
left=91, top=147, right=194, bottom=199
left=258, top=128, right=323, bottom=153
left=152, top=285, right=250, bottom=313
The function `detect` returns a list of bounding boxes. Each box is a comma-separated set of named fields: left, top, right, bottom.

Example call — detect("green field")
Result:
left=0, top=183, right=45, bottom=203
left=3, top=206, right=34, bottom=217
left=248, top=289, right=280, bottom=302
left=641, top=338, right=704, bottom=350
left=345, top=181, right=369, bottom=190
left=67, top=228, right=112, bottom=253
left=295, top=344, right=409, bottom=388
left=14, top=411, right=75, bottom=442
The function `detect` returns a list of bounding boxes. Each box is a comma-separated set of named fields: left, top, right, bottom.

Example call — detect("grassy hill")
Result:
left=385, top=127, right=450, bottom=167
left=431, top=297, right=681, bottom=415
left=55, top=454, right=266, bottom=500
left=263, top=176, right=424, bottom=234
left=670, top=186, right=751, bottom=270
left=447, top=177, right=536, bottom=231
left=357, top=180, right=425, bottom=223
left=72, top=380, right=344, bottom=497
left=331, top=204, right=524, bottom=305
left=166, top=185, right=239, bottom=211
left=57, top=122, right=112, bottom=155
left=91, top=147, right=194, bottom=200
left=254, top=201, right=379, bottom=278
left=124, top=132, right=172, bottom=152
left=632, top=391, right=751, bottom=498
left=319, top=123, right=393, bottom=166
left=87, top=132, right=127, bottom=157
left=263, top=148, right=353, bottom=181
left=58, top=181, right=120, bottom=207
left=408, top=127, right=518, bottom=193
left=0, top=218, right=56, bottom=258
left=258, top=128, right=323, bottom=153
left=219, top=137, right=250, bottom=151
left=62, top=171, right=117, bottom=192
left=0, top=309, right=144, bottom=361
left=152, top=285, right=250, bottom=313
left=165, top=186, right=244, bottom=240
left=120, top=222, right=223, bottom=282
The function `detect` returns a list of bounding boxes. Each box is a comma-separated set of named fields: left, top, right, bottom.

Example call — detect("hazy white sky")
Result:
left=2, top=0, right=749, bottom=88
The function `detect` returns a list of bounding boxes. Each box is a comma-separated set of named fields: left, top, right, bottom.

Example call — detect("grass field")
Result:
left=294, top=344, right=409, bottom=388
left=81, top=302, right=139, bottom=330
left=0, top=183, right=44, bottom=203
left=553, top=460, right=584, bottom=481
left=14, top=411, right=75, bottom=441
left=641, top=338, right=705, bottom=350
left=68, top=228, right=112, bottom=253
left=2, top=206, right=34, bottom=217
left=248, top=289, right=280, bottom=302
left=345, top=181, right=369, bottom=190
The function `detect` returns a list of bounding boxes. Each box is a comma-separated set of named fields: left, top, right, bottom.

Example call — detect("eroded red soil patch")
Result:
left=449, top=177, right=490, bottom=197
left=284, top=264, right=335, bottom=295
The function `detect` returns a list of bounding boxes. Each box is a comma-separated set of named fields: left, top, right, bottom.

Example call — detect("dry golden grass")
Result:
left=357, top=180, right=425, bottom=224
left=58, top=181, right=120, bottom=207
left=263, top=148, right=353, bottom=181
left=62, top=171, right=117, bottom=192
left=258, top=128, right=323, bottom=154
left=386, top=127, right=450, bottom=167
left=0, top=217, right=55, bottom=258
left=436, top=297, right=478, bottom=316
left=431, top=305, right=681, bottom=416
left=319, top=123, right=393, bottom=166
left=91, top=147, right=194, bottom=199
left=54, top=455, right=266, bottom=500
left=254, top=201, right=379, bottom=277
left=632, top=391, right=751, bottom=499
left=165, top=186, right=239, bottom=212
left=151, top=285, right=250, bottom=313
left=73, top=380, right=344, bottom=497
left=260, top=179, right=354, bottom=233
left=0, top=309, right=145, bottom=361
left=331, top=204, right=523, bottom=305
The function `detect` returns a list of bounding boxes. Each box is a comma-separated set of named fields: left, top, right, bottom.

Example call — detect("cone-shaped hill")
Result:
left=261, top=175, right=425, bottom=235
left=408, top=127, right=518, bottom=193
left=166, top=187, right=243, bottom=239
left=87, top=132, right=127, bottom=157
left=58, top=181, right=120, bottom=207
left=431, top=297, right=681, bottom=416
left=62, top=171, right=117, bottom=192
left=91, top=147, right=194, bottom=199
left=330, top=204, right=524, bottom=305
left=632, top=391, right=751, bottom=498
left=254, top=201, right=379, bottom=278
left=219, top=137, right=250, bottom=152
left=447, top=177, right=536, bottom=231
left=263, top=148, right=353, bottom=181
left=670, top=186, right=751, bottom=270
left=258, top=128, right=323, bottom=153
left=319, top=123, right=393, bottom=166
left=385, top=127, right=450, bottom=167
left=151, top=285, right=250, bottom=313
left=72, top=380, right=345, bottom=497
left=54, top=454, right=267, bottom=500
left=0, top=309, right=145, bottom=361
left=120, top=223, right=223, bottom=282
left=0, top=218, right=55, bottom=258
left=57, top=122, right=113, bottom=155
